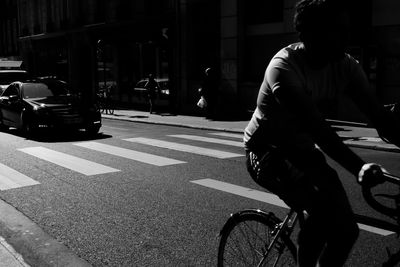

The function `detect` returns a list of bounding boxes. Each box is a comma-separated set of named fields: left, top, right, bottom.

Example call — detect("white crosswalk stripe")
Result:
left=192, top=179, right=395, bottom=237
left=19, top=147, right=119, bottom=176
left=124, top=137, right=243, bottom=159
left=6, top=134, right=243, bottom=190
left=208, top=132, right=243, bottom=139
left=0, top=163, right=40, bottom=190
left=75, top=141, right=186, bottom=166
left=168, top=134, right=244, bottom=147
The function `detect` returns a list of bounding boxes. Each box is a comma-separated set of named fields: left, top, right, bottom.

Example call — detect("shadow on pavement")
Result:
left=128, top=115, right=149, bottom=119
left=2, top=128, right=112, bottom=143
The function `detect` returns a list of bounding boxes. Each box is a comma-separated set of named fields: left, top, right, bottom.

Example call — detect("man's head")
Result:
left=294, top=0, right=350, bottom=64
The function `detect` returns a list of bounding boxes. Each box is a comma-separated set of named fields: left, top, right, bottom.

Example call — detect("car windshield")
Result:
left=0, top=72, right=30, bottom=84
left=22, top=83, right=68, bottom=99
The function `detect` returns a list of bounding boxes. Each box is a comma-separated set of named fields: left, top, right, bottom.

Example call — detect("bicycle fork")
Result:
left=258, top=210, right=299, bottom=267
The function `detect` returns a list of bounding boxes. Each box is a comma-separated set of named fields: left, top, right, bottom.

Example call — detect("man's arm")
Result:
left=268, top=68, right=365, bottom=177
left=346, top=63, right=400, bottom=148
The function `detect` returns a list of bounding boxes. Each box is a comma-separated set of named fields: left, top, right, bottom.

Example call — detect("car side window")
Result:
left=137, top=81, right=146, bottom=88
left=3, top=85, right=19, bottom=97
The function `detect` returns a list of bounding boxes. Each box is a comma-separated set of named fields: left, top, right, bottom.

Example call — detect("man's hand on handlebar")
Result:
left=358, top=163, right=387, bottom=188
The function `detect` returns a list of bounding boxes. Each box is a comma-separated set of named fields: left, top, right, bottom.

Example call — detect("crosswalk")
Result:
left=0, top=163, right=40, bottom=190
left=0, top=132, right=244, bottom=191
left=75, top=141, right=186, bottom=166
left=124, top=137, right=243, bottom=158
left=2, top=132, right=395, bottom=237
left=19, top=147, right=120, bottom=175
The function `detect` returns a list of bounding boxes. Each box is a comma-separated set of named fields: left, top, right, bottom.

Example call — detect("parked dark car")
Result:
left=0, top=80, right=101, bottom=135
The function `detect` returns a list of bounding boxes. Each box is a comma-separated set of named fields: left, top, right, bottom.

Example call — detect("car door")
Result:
left=0, top=84, right=21, bottom=127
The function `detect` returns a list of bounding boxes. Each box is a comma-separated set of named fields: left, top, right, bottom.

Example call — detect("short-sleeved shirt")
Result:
left=244, top=42, right=365, bottom=152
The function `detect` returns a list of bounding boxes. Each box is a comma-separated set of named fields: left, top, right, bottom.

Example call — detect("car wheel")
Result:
left=86, top=125, right=100, bottom=136
left=0, top=113, right=7, bottom=131
left=22, top=117, right=36, bottom=137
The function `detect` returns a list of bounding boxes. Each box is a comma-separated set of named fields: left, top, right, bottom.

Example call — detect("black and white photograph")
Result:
left=0, top=0, right=399, bottom=266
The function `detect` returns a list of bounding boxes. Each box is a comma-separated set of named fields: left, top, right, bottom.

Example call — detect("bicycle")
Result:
left=217, top=173, right=400, bottom=267
left=97, top=86, right=115, bottom=115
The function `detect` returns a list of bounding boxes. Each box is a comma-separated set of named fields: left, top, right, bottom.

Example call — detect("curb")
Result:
left=102, top=114, right=400, bottom=153
left=102, top=115, right=244, bottom=133
left=343, top=140, right=400, bottom=153
left=0, top=200, right=91, bottom=267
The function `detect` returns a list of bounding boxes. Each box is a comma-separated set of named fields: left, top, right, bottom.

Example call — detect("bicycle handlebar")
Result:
left=362, top=173, right=400, bottom=220
left=383, top=173, right=400, bottom=185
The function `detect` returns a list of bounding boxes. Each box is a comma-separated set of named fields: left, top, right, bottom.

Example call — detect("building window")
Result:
left=244, top=0, right=283, bottom=25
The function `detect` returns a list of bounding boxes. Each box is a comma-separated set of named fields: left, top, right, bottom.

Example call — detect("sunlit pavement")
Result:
left=102, top=109, right=400, bottom=153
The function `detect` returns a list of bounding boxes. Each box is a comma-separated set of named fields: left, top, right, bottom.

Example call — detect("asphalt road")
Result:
left=0, top=118, right=399, bottom=266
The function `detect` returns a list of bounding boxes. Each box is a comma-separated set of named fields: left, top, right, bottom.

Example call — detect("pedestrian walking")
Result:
left=145, top=74, right=158, bottom=114
left=198, top=67, right=218, bottom=119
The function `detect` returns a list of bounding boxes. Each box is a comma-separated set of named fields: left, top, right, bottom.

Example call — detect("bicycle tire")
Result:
left=218, top=210, right=296, bottom=267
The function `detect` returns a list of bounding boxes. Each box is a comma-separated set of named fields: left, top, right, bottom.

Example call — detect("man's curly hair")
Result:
left=293, top=0, right=348, bottom=33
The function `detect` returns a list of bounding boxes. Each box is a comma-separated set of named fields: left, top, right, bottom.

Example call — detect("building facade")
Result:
left=1, top=0, right=400, bottom=120
left=0, top=0, right=19, bottom=59
left=15, top=0, right=179, bottom=110
left=219, top=0, right=400, bottom=121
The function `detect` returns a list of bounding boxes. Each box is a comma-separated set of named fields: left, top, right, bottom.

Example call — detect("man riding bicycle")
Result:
left=244, top=0, right=400, bottom=266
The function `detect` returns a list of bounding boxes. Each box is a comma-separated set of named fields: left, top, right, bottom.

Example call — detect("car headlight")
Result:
left=33, top=104, right=46, bottom=111
left=33, top=106, right=50, bottom=116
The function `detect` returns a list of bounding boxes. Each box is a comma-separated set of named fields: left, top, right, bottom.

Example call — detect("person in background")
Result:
left=243, top=0, right=400, bottom=266
left=199, top=67, right=218, bottom=119
left=145, top=74, right=158, bottom=114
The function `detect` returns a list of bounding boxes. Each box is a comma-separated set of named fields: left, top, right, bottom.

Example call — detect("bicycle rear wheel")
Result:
left=218, top=210, right=296, bottom=267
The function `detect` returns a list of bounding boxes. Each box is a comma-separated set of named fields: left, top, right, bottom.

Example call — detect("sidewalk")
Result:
left=102, top=109, right=400, bottom=153
left=0, top=199, right=91, bottom=267
left=0, top=237, right=29, bottom=267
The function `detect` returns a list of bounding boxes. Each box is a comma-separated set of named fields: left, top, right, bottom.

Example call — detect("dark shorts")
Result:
left=246, top=147, right=354, bottom=219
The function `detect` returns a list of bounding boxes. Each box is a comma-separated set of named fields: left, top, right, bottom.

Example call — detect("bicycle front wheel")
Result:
left=218, top=210, right=296, bottom=267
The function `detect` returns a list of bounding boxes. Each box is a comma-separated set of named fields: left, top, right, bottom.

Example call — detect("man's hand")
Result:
left=358, top=163, right=386, bottom=187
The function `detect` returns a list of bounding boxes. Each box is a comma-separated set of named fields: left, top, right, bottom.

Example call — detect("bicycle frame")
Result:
left=267, top=172, right=400, bottom=266
left=259, top=209, right=301, bottom=267
left=218, top=173, right=400, bottom=266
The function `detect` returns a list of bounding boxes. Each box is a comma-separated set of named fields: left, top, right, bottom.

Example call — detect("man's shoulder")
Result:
left=274, top=42, right=304, bottom=58
left=269, top=42, right=305, bottom=67
left=267, top=42, right=305, bottom=75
